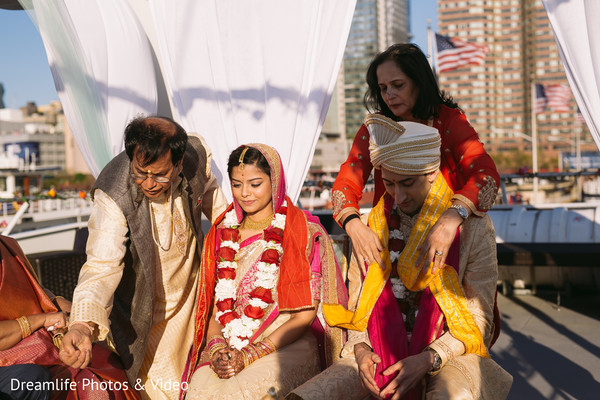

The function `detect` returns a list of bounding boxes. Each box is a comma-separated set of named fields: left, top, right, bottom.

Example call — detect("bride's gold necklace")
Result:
left=241, top=214, right=274, bottom=231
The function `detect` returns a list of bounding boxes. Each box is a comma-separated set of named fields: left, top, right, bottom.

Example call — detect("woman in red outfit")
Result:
left=332, top=43, right=500, bottom=272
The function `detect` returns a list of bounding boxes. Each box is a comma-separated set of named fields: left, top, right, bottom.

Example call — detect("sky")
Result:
left=0, top=1, right=437, bottom=109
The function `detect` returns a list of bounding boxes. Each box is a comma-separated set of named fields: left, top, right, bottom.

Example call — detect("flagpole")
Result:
left=531, top=82, right=539, bottom=204
left=427, top=22, right=440, bottom=84
left=576, top=122, right=582, bottom=201
left=427, top=21, right=434, bottom=70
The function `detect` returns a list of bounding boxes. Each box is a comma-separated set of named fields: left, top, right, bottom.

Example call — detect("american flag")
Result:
left=434, top=33, right=489, bottom=73
left=545, top=84, right=571, bottom=112
left=534, top=84, right=547, bottom=114
left=576, top=107, right=586, bottom=124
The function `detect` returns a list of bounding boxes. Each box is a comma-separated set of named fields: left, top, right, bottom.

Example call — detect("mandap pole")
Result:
left=531, top=82, right=539, bottom=204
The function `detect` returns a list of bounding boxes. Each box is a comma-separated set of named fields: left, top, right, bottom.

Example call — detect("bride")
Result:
left=183, top=144, right=347, bottom=399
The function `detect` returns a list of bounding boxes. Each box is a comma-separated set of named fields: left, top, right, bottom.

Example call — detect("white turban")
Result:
left=366, top=114, right=441, bottom=175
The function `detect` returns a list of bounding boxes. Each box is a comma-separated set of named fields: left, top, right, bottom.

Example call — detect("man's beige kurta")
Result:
left=70, top=134, right=228, bottom=400
left=71, top=188, right=198, bottom=399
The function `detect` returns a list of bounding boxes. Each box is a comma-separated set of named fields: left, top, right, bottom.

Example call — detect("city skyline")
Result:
left=0, top=1, right=437, bottom=109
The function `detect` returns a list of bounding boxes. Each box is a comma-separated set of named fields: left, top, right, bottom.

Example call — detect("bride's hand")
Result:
left=228, top=348, right=246, bottom=376
left=210, top=348, right=234, bottom=379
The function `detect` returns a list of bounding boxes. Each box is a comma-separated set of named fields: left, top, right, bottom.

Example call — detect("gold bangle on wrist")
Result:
left=261, top=337, right=277, bottom=351
left=240, top=347, right=250, bottom=368
left=208, top=343, right=227, bottom=360
left=16, top=316, right=32, bottom=339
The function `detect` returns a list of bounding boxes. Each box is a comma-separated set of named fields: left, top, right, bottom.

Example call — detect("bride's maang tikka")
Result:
left=238, top=146, right=249, bottom=170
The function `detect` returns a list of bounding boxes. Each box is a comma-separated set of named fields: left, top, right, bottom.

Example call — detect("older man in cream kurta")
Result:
left=60, top=116, right=228, bottom=400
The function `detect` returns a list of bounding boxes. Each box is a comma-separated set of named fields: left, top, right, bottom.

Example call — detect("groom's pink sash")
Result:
left=367, top=231, right=461, bottom=399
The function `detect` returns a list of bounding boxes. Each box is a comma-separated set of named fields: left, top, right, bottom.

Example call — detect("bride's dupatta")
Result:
left=185, top=144, right=348, bottom=386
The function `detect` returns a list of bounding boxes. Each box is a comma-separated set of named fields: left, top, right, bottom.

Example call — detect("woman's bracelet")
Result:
left=342, top=214, right=360, bottom=230
left=16, top=316, right=32, bottom=339
left=241, top=337, right=277, bottom=367
left=261, top=337, right=277, bottom=352
left=206, top=335, right=227, bottom=349
left=208, top=344, right=227, bottom=360
left=207, top=335, right=228, bottom=360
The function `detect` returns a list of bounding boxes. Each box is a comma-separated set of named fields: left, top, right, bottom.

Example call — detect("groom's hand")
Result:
left=355, top=342, right=381, bottom=398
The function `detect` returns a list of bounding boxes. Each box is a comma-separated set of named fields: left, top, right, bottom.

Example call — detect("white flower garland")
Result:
left=215, top=204, right=286, bottom=349
left=389, top=219, right=406, bottom=300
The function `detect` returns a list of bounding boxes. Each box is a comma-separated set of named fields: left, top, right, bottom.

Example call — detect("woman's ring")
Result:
left=227, top=352, right=232, bottom=360
left=434, top=250, right=443, bottom=256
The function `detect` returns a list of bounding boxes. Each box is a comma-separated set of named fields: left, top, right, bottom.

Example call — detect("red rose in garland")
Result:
left=389, top=213, right=401, bottom=230
left=250, top=287, right=274, bottom=304
left=216, top=246, right=236, bottom=261
left=218, top=311, right=237, bottom=326
left=216, top=298, right=234, bottom=312
left=221, top=227, right=240, bottom=242
left=217, top=267, right=236, bottom=280
left=389, top=238, right=405, bottom=254
left=263, top=227, right=284, bottom=243
left=244, top=305, right=265, bottom=319
left=261, top=248, right=280, bottom=264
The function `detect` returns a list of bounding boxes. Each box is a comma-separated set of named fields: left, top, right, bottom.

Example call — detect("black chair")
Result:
left=27, top=228, right=88, bottom=301
left=29, top=251, right=87, bottom=301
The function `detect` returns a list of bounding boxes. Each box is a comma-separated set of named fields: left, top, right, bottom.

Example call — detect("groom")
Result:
left=325, top=114, right=511, bottom=400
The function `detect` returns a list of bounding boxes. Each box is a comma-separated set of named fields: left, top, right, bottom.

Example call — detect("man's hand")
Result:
left=59, top=324, right=93, bottom=369
left=354, top=343, right=381, bottom=398
left=345, top=218, right=384, bottom=275
left=55, top=297, right=72, bottom=314
left=379, top=351, right=433, bottom=400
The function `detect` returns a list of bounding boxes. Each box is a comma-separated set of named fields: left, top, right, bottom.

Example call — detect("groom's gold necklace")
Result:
left=241, top=214, right=274, bottom=231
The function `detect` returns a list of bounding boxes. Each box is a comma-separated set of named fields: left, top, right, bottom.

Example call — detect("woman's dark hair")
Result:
left=227, top=146, right=271, bottom=178
left=124, top=116, right=188, bottom=166
left=364, top=43, right=458, bottom=121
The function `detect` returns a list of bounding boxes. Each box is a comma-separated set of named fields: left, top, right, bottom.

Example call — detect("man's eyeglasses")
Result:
left=130, top=164, right=178, bottom=183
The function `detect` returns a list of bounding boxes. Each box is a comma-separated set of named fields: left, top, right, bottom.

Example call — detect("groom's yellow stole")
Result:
left=324, top=173, right=489, bottom=358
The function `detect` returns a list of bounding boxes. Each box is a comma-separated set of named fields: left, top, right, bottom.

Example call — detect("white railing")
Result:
left=0, top=196, right=93, bottom=238
left=0, top=197, right=93, bottom=219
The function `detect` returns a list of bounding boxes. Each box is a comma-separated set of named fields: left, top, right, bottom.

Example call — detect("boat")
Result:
left=0, top=147, right=92, bottom=254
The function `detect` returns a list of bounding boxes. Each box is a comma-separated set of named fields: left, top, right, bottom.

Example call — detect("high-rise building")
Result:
left=344, top=0, right=411, bottom=139
left=311, top=0, right=410, bottom=174
left=0, top=101, right=90, bottom=174
left=312, top=67, right=348, bottom=173
left=437, top=0, right=597, bottom=172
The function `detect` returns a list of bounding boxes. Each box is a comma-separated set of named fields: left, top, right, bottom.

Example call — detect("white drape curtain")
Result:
left=19, top=0, right=355, bottom=202
left=148, top=0, right=355, bottom=202
left=18, top=0, right=158, bottom=177
left=542, top=0, right=600, bottom=151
